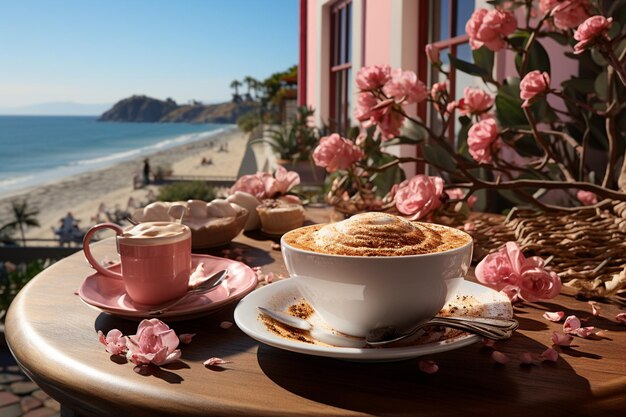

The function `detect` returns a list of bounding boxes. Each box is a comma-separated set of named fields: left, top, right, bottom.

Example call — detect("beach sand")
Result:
left=0, top=127, right=252, bottom=244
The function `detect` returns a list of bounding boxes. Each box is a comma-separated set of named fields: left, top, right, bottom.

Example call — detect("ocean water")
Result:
left=0, top=116, right=231, bottom=197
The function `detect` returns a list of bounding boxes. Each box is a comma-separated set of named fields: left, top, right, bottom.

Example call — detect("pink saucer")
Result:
left=78, top=254, right=257, bottom=320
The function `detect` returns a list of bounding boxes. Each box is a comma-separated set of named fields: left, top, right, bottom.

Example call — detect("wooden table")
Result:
left=6, top=209, right=626, bottom=417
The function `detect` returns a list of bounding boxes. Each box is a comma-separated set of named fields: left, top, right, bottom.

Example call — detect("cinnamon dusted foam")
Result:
left=283, top=212, right=471, bottom=256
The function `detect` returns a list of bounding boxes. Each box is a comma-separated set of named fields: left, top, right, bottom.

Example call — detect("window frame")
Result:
left=329, top=0, right=353, bottom=134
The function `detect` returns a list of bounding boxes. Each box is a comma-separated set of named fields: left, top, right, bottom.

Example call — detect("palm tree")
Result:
left=0, top=200, right=40, bottom=247
left=230, top=80, right=243, bottom=102
left=243, top=76, right=257, bottom=101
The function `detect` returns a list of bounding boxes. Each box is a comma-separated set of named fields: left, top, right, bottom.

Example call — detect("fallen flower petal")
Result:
left=179, top=333, right=196, bottom=344
left=418, top=360, right=439, bottom=374
left=563, top=315, right=581, bottom=333
left=519, top=352, right=535, bottom=365
left=204, top=357, right=231, bottom=366
left=542, top=311, right=565, bottom=322
left=126, top=319, right=180, bottom=366
left=540, top=347, right=559, bottom=362
left=588, top=301, right=601, bottom=317
left=616, top=313, right=626, bottom=324
left=573, top=327, right=595, bottom=338
left=492, top=350, right=509, bottom=364
left=220, top=321, right=233, bottom=329
left=189, top=263, right=206, bottom=287
left=552, top=331, right=573, bottom=347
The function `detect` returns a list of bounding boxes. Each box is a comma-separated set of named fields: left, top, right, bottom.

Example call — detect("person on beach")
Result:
left=143, top=158, right=151, bottom=185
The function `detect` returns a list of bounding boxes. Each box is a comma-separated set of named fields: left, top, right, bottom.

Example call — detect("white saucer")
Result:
left=234, top=278, right=513, bottom=362
left=78, top=254, right=257, bottom=321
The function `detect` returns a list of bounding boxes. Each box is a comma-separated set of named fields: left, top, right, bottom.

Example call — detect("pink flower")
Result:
left=356, top=95, right=404, bottom=140
left=466, top=8, right=517, bottom=51
left=230, top=174, right=266, bottom=199
left=540, top=347, right=559, bottom=362
left=204, top=357, right=231, bottom=367
left=126, top=319, right=182, bottom=366
left=540, top=0, right=591, bottom=30
left=543, top=311, right=565, bottom=322
left=383, top=69, right=428, bottom=105
left=356, top=64, right=391, bottom=91
left=574, top=15, right=613, bottom=54
left=425, top=44, right=441, bottom=64
left=265, top=166, right=300, bottom=197
left=431, top=82, right=447, bottom=100
left=98, top=329, right=128, bottom=355
left=458, top=87, right=494, bottom=115
left=563, top=315, right=581, bottom=333
left=576, top=190, right=598, bottom=205
left=418, top=360, right=439, bottom=374
left=492, top=350, right=509, bottom=364
left=616, top=313, right=626, bottom=324
left=517, top=256, right=561, bottom=302
left=476, top=242, right=561, bottom=302
left=377, top=106, right=406, bottom=140
left=467, top=118, right=499, bottom=164
left=520, top=71, right=550, bottom=108
left=519, top=352, right=535, bottom=365
left=552, top=331, right=573, bottom=346
left=463, top=222, right=476, bottom=232
left=394, top=175, right=444, bottom=220
left=445, top=188, right=477, bottom=209
left=573, top=327, right=595, bottom=338
left=312, top=133, right=364, bottom=173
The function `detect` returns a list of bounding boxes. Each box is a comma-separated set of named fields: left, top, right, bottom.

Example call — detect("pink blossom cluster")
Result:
left=229, top=166, right=300, bottom=199
left=467, top=117, right=500, bottom=164
left=457, top=87, right=494, bottom=116
left=392, top=175, right=444, bottom=221
left=354, top=65, right=427, bottom=140
left=539, top=0, right=591, bottom=30
left=520, top=71, right=551, bottom=108
left=475, top=242, right=562, bottom=302
left=312, top=133, right=364, bottom=172
left=573, top=15, right=613, bottom=54
left=576, top=190, right=598, bottom=206
left=466, top=8, right=517, bottom=51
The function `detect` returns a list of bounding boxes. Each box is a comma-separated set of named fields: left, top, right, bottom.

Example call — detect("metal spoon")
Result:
left=257, top=307, right=366, bottom=348
left=148, top=269, right=228, bottom=315
left=365, top=316, right=519, bottom=346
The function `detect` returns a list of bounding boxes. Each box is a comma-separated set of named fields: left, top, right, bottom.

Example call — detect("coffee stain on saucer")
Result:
left=259, top=293, right=507, bottom=349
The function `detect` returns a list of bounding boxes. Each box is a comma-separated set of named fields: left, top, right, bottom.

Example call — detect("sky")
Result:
left=0, top=0, right=298, bottom=110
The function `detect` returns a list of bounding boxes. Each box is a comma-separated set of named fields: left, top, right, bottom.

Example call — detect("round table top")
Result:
left=6, top=209, right=626, bottom=417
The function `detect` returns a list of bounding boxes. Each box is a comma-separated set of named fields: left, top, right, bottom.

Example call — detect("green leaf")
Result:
left=595, top=70, right=609, bottom=101
left=514, top=38, right=551, bottom=76
left=423, top=143, right=457, bottom=172
left=448, top=54, right=489, bottom=79
left=472, top=46, right=494, bottom=77
left=562, top=77, right=597, bottom=95
left=591, top=48, right=608, bottom=66
left=495, top=82, right=528, bottom=128
left=544, top=32, right=569, bottom=46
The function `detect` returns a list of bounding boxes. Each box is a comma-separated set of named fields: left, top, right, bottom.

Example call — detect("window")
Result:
left=329, top=0, right=352, bottom=134
left=418, top=0, right=476, bottom=145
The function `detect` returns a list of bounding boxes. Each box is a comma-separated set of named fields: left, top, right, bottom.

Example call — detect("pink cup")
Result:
left=83, top=222, right=192, bottom=305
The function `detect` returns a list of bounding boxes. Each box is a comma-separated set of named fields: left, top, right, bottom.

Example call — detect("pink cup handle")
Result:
left=82, top=223, right=124, bottom=279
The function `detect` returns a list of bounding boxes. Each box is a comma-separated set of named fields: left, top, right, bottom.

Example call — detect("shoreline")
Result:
left=0, top=127, right=250, bottom=244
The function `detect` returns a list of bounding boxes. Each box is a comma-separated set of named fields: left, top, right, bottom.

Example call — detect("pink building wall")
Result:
left=363, top=0, right=391, bottom=66
left=305, top=0, right=317, bottom=111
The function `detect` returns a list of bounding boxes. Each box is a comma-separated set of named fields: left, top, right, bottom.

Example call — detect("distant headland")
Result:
left=99, top=95, right=258, bottom=124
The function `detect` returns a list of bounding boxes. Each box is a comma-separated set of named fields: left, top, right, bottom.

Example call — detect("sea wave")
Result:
left=71, top=127, right=226, bottom=167
left=0, top=174, right=35, bottom=188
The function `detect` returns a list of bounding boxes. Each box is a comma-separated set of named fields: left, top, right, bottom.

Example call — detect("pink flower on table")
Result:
left=425, top=44, right=441, bottom=64
left=520, top=71, right=550, bottom=108
left=574, top=15, right=613, bottom=54
left=204, top=357, right=231, bottom=367
left=552, top=331, right=573, bottom=346
left=467, top=118, right=499, bottom=164
left=540, top=0, right=591, bottom=30
left=457, top=87, right=494, bottom=116
left=563, top=315, right=581, bottom=333
left=230, top=174, right=266, bottom=200
left=312, top=133, right=364, bottom=173
left=264, top=166, right=300, bottom=198
left=356, top=64, right=391, bottom=91
left=576, top=190, right=598, bottom=205
left=383, top=69, right=428, bottom=105
left=178, top=333, right=196, bottom=344
left=98, top=329, right=128, bottom=355
left=543, top=311, right=565, bottom=322
left=394, top=175, right=444, bottom=220
left=476, top=242, right=561, bottom=302
left=616, top=313, right=626, bottom=324
left=466, top=8, right=517, bottom=51
left=126, top=319, right=181, bottom=366
left=540, top=347, right=559, bottom=362
left=492, top=350, right=509, bottom=364
left=519, top=352, right=535, bottom=365
left=517, top=256, right=561, bottom=302
left=588, top=301, right=601, bottom=317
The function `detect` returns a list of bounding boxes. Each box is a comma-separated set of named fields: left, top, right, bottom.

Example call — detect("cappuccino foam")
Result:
left=283, top=212, right=471, bottom=256
left=120, top=222, right=190, bottom=246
